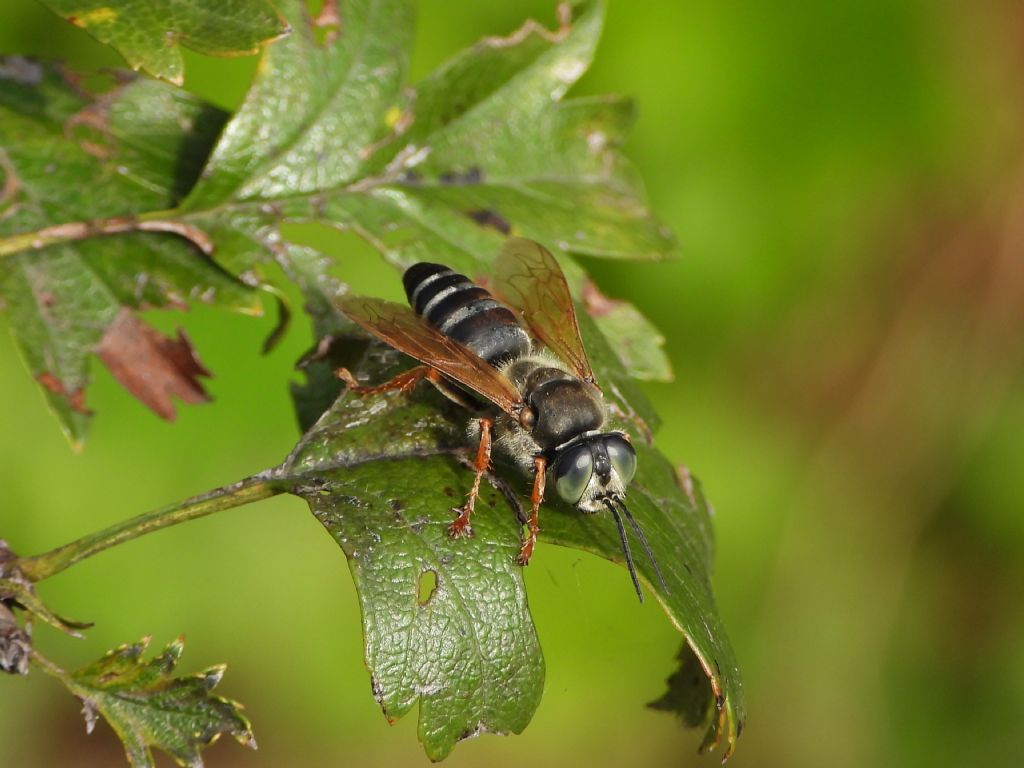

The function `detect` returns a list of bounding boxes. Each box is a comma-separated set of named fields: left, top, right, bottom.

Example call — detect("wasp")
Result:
left=337, top=238, right=666, bottom=601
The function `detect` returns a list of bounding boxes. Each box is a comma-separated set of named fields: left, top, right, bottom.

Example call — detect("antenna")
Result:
left=616, top=499, right=669, bottom=594
left=604, top=498, right=643, bottom=602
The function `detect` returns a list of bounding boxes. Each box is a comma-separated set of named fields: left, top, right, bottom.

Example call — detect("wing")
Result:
left=491, top=237, right=595, bottom=382
left=338, top=295, right=525, bottom=417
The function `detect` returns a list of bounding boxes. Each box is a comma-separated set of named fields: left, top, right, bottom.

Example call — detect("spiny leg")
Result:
left=449, top=417, right=493, bottom=538
left=517, top=456, right=547, bottom=565
left=336, top=365, right=432, bottom=395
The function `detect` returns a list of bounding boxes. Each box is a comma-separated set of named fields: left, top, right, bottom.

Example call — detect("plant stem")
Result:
left=18, top=475, right=287, bottom=583
left=0, top=210, right=213, bottom=258
left=30, top=649, right=68, bottom=682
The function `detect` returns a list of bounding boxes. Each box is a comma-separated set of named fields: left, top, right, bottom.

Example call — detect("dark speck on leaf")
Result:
left=438, top=167, right=485, bottom=186
left=400, top=170, right=422, bottom=185
left=442, top=487, right=455, bottom=497
left=466, top=208, right=511, bottom=235
left=389, top=499, right=406, bottom=511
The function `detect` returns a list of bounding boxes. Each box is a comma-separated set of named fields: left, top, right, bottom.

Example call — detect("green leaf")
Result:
left=39, top=0, right=290, bottom=85
left=0, top=58, right=262, bottom=444
left=176, top=0, right=415, bottom=273
left=283, top=344, right=542, bottom=760
left=173, top=0, right=673, bottom=276
left=303, top=461, right=543, bottom=759
left=62, top=636, right=255, bottom=768
left=354, top=8, right=675, bottom=264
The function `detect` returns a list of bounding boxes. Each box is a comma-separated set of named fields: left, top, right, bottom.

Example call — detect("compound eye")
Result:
left=604, top=435, right=637, bottom=485
left=554, top=446, right=594, bottom=505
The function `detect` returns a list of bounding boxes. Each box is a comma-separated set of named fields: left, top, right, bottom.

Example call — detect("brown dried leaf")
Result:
left=96, top=309, right=211, bottom=420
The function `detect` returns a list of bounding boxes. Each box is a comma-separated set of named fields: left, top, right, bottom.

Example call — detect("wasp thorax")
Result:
left=527, top=375, right=604, bottom=447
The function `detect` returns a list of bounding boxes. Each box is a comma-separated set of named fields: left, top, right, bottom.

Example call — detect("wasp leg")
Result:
left=449, top=418, right=493, bottom=539
left=336, top=365, right=431, bottom=395
left=517, top=456, right=547, bottom=565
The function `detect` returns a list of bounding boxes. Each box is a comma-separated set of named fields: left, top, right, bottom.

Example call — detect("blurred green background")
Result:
left=3, top=1, right=1024, bottom=766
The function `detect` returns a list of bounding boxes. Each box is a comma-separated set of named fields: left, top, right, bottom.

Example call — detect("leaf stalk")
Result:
left=0, top=210, right=213, bottom=258
left=17, top=475, right=287, bottom=583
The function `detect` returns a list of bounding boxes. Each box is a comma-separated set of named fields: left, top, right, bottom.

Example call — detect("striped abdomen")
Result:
left=403, top=263, right=531, bottom=366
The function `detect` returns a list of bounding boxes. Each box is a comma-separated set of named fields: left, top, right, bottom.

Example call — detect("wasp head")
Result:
left=550, top=432, right=667, bottom=602
left=550, top=431, right=636, bottom=512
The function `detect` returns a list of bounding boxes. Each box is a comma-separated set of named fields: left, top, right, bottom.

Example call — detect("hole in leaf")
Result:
left=417, top=569, right=438, bottom=605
